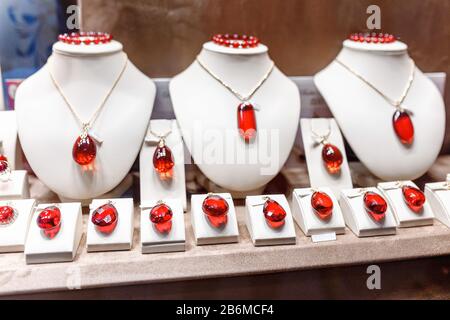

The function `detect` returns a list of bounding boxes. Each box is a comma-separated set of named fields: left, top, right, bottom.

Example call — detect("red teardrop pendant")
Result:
left=263, top=199, right=286, bottom=229
left=91, top=203, right=118, bottom=234
left=363, top=192, right=387, bottom=223
left=72, top=134, right=96, bottom=166
left=153, top=143, right=174, bottom=179
left=311, top=191, right=333, bottom=221
left=237, top=102, right=257, bottom=143
left=392, top=110, right=414, bottom=145
left=402, top=185, right=426, bottom=213
left=202, top=194, right=229, bottom=228
left=150, top=203, right=173, bottom=234
left=322, top=143, right=343, bottom=174
left=37, top=206, right=62, bottom=239
left=0, top=205, right=17, bottom=225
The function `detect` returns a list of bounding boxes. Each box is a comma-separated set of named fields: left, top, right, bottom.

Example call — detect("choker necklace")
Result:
left=310, top=120, right=343, bottom=174
left=48, top=54, right=128, bottom=168
left=196, top=56, right=275, bottom=143
left=334, top=58, right=415, bottom=145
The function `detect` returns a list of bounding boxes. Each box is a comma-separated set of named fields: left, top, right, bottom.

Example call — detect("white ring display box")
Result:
left=24, top=202, right=82, bottom=264
left=424, top=175, right=450, bottom=228
left=291, top=187, right=345, bottom=242
left=86, top=198, right=134, bottom=252
left=190, top=193, right=239, bottom=245
left=245, top=194, right=296, bottom=246
left=140, top=198, right=185, bottom=254
left=339, top=187, right=397, bottom=237
left=378, top=181, right=434, bottom=228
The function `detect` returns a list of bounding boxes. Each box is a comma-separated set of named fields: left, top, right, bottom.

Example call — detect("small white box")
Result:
left=291, top=187, right=345, bottom=238
left=0, top=199, right=35, bottom=253
left=0, top=170, right=29, bottom=200
left=245, top=194, right=296, bottom=246
left=340, top=188, right=397, bottom=237
left=86, top=198, right=134, bottom=252
left=191, top=193, right=239, bottom=245
left=425, top=181, right=450, bottom=228
left=378, top=181, right=434, bottom=228
left=140, top=199, right=185, bottom=254
left=25, top=202, right=83, bottom=264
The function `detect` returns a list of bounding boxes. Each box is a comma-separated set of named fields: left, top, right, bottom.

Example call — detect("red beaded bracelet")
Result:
left=349, top=32, right=396, bottom=44
left=58, top=32, right=113, bottom=45
left=212, top=34, right=260, bottom=48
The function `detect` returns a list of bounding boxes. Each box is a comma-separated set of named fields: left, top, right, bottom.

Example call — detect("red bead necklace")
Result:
left=58, top=32, right=113, bottom=45
left=348, top=32, right=396, bottom=44
left=212, top=34, right=260, bottom=48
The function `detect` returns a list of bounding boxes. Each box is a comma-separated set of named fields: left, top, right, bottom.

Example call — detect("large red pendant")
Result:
left=392, top=110, right=414, bottom=145
left=0, top=205, right=17, bottom=226
left=202, top=194, right=229, bottom=228
left=37, top=206, right=62, bottom=239
left=322, top=143, right=343, bottom=174
left=150, top=203, right=173, bottom=234
left=402, top=185, right=425, bottom=213
left=237, top=102, right=257, bottom=143
left=72, top=134, right=96, bottom=166
left=263, top=199, right=286, bottom=229
left=91, top=203, right=118, bottom=234
left=311, top=191, right=333, bottom=221
left=363, top=192, right=387, bottom=223
left=153, top=142, right=174, bottom=180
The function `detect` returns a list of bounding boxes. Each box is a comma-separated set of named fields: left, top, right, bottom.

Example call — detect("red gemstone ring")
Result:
left=149, top=201, right=173, bottom=234
left=311, top=191, right=333, bottom=221
left=202, top=194, right=229, bottom=228
left=401, top=185, right=426, bottom=213
left=349, top=32, right=396, bottom=44
left=0, top=204, right=18, bottom=226
left=58, top=32, right=113, bottom=45
left=262, top=197, right=286, bottom=229
left=91, top=201, right=118, bottom=234
left=363, top=191, right=387, bottom=223
left=212, top=34, right=260, bottom=48
left=37, top=205, right=62, bottom=239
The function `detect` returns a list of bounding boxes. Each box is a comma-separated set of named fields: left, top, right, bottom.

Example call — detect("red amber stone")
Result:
left=237, top=102, right=257, bottom=143
left=153, top=144, right=175, bottom=179
left=311, top=191, right=333, bottom=221
left=322, top=143, right=343, bottom=174
left=263, top=199, right=286, bottom=229
left=393, top=110, right=414, bottom=145
left=37, top=206, right=62, bottom=239
left=363, top=192, right=387, bottom=223
left=72, top=134, right=96, bottom=166
left=0, top=154, right=7, bottom=162
left=91, top=203, right=118, bottom=234
left=0, top=160, right=8, bottom=174
left=202, top=194, right=229, bottom=228
left=0, top=205, right=17, bottom=225
left=402, top=185, right=426, bottom=213
left=150, top=203, right=173, bottom=234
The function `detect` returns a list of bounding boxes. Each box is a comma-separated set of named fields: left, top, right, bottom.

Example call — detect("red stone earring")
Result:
left=259, top=197, right=286, bottom=229
left=150, top=129, right=175, bottom=180
left=202, top=194, right=229, bottom=228
left=363, top=191, right=387, bottom=223
left=91, top=201, right=118, bottom=235
left=310, top=191, right=334, bottom=221
left=401, top=185, right=426, bottom=213
left=149, top=201, right=173, bottom=234
left=310, top=121, right=343, bottom=174
left=37, top=205, right=62, bottom=239
left=0, top=203, right=18, bottom=226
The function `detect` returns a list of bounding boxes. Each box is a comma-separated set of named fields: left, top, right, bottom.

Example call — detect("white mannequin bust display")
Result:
left=170, top=40, right=300, bottom=193
left=15, top=37, right=155, bottom=200
left=314, top=38, right=445, bottom=181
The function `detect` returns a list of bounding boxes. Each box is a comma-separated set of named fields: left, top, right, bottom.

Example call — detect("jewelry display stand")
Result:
left=291, top=188, right=345, bottom=240
left=314, top=40, right=445, bottom=181
left=300, top=118, right=352, bottom=197
left=425, top=179, right=450, bottom=227
left=14, top=39, right=156, bottom=201
left=170, top=41, right=300, bottom=195
left=378, top=181, right=434, bottom=227
left=245, top=194, right=296, bottom=246
left=0, top=110, right=22, bottom=170
left=140, top=119, right=187, bottom=211
left=191, top=193, right=239, bottom=245
left=0, top=199, right=35, bottom=253
left=339, top=188, right=397, bottom=237
left=140, top=199, right=185, bottom=254
left=25, top=202, right=82, bottom=264
left=0, top=170, right=29, bottom=200
left=86, top=198, right=134, bottom=252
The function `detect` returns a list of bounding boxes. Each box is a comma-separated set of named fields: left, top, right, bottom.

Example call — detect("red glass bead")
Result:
left=237, top=102, right=257, bottom=143
left=72, top=134, right=97, bottom=166
left=37, top=206, right=61, bottom=239
left=153, top=144, right=175, bottom=179
left=402, top=185, right=426, bottom=213
left=83, top=38, right=91, bottom=45
left=263, top=199, right=286, bottom=229
left=363, top=192, right=387, bottom=223
left=0, top=206, right=17, bottom=225
left=393, top=110, right=414, bottom=145
left=150, top=203, right=173, bottom=234
left=91, top=203, right=118, bottom=234
left=202, top=194, right=229, bottom=228
left=0, top=154, right=8, bottom=162
left=322, top=143, right=343, bottom=174
left=311, top=191, right=333, bottom=221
